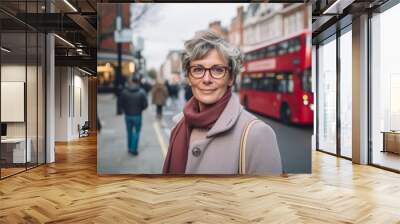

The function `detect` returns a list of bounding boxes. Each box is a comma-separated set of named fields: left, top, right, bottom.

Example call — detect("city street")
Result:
left=97, top=91, right=185, bottom=174
left=253, top=112, right=313, bottom=173
left=98, top=93, right=164, bottom=174
left=98, top=90, right=312, bottom=174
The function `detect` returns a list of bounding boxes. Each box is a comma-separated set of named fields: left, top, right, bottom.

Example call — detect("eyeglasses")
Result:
left=188, top=65, right=229, bottom=79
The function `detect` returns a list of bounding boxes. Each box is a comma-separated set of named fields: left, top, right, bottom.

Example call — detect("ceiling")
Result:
left=311, top=0, right=390, bottom=43
left=0, top=0, right=97, bottom=74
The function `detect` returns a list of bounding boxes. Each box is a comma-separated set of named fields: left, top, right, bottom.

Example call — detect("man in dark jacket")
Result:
left=119, top=76, right=148, bottom=156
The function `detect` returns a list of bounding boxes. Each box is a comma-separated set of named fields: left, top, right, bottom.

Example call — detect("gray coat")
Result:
left=119, top=84, right=148, bottom=116
left=172, top=94, right=283, bottom=175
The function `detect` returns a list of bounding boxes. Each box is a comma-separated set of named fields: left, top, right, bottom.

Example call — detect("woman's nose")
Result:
left=202, top=70, right=213, bottom=83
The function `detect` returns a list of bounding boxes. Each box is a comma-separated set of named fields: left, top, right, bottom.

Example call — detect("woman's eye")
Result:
left=212, top=67, right=225, bottom=73
left=192, top=67, right=203, bottom=73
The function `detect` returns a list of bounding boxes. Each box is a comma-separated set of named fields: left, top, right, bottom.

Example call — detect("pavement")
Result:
left=97, top=91, right=184, bottom=174
left=97, top=90, right=313, bottom=174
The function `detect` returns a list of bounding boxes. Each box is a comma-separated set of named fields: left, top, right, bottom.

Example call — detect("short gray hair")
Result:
left=181, top=31, right=243, bottom=83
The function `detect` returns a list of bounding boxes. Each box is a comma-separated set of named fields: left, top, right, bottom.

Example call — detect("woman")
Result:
left=163, top=31, right=282, bottom=175
left=151, top=79, right=169, bottom=120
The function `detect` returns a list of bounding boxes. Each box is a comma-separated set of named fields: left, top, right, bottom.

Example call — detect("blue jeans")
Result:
left=125, top=115, right=142, bottom=154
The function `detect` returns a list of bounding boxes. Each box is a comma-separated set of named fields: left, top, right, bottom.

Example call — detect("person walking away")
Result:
left=169, top=83, right=180, bottom=108
left=119, top=76, right=148, bottom=156
left=97, top=115, right=102, bottom=132
left=151, top=80, right=169, bottom=120
left=184, top=83, right=193, bottom=101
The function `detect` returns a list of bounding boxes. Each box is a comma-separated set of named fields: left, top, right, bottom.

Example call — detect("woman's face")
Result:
left=188, top=49, right=233, bottom=111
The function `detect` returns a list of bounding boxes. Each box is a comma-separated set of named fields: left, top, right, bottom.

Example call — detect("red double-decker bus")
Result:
left=240, top=30, right=313, bottom=125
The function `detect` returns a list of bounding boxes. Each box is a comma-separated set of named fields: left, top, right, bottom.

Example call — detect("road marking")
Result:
left=153, top=122, right=168, bottom=158
left=99, top=129, right=115, bottom=134
left=163, top=111, right=175, bottom=115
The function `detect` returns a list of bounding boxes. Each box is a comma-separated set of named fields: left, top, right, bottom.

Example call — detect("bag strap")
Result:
left=239, top=119, right=260, bottom=174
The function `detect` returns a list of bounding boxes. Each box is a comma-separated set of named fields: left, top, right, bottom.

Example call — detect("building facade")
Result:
left=160, top=50, right=182, bottom=85
left=228, top=6, right=245, bottom=47
left=97, top=3, right=134, bottom=91
left=242, top=3, right=309, bottom=52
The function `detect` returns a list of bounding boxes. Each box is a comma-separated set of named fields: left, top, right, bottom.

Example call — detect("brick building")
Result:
left=242, top=3, right=310, bottom=51
left=97, top=3, right=134, bottom=88
left=160, top=50, right=182, bottom=85
left=228, top=6, right=245, bottom=47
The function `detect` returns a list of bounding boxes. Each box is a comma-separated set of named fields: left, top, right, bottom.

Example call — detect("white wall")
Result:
left=71, top=73, right=89, bottom=138
left=54, top=67, right=69, bottom=141
left=1, top=65, right=29, bottom=138
left=54, top=67, right=89, bottom=141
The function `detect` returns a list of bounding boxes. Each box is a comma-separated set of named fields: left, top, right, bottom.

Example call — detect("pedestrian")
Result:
left=163, top=31, right=282, bottom=175
left=169, top=83, right=179, bottom=99
left=97, top=115, right=102, bottom=132
left=151, top=79, right=169, bottom=120
left=119, top=76, right=148, bottom=156
left=184, top=83, right=193, bottom=101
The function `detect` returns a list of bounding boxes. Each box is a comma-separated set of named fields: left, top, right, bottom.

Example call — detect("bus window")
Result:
left=249, top=52, right=254, bottom=61
left=276, top=73, right=287, bottom=92
left=252, top=51, right=257, bottom=61
left=256, top=49, right=262, bottom=60
left=244, top=54, right=250, bottom=62
left=261, top=48, right=268, bottom=58
left=302, top=68, right=312, bottom=92
left=251, top=77, right=259, bottom=90
left=260, top=74, right=276, bottom=92
left=254, top=52, right=258, bottom=60
left=266, top=45, right=276, bottom=57
left=294, top=37, right=301, bottom=51
left=288, top=37, right=301, bottom=53
left=278, top=41, right=289, bottom=55
left=260, top=77, right=267, bottom=91
left=241, top=76, right=252, bottom=89
left=288, top=73, right=294, bottom=93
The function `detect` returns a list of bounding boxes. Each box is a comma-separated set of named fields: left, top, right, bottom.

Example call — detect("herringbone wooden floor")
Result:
left=1, top=135, right=400, bottom=224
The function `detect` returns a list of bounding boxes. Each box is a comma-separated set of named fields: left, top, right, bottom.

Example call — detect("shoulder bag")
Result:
left=239, top=119, right=261, bottom=174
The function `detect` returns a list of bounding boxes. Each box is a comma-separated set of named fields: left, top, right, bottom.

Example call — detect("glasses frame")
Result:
left=188, top=65, right=230, bottom=79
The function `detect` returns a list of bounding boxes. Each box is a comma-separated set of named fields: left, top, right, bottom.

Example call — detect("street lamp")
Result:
left=133, top=36, right=145, bottom=80
left=113, top=5, right=133, bottom=115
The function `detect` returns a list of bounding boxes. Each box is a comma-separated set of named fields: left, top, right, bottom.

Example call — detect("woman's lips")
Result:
left=199, top=89, right=216, bottom=93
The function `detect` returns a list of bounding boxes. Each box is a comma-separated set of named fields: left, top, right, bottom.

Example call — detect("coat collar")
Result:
left=207, top=94, right=243, bottom=137
left=172, top=94, right=243, bottom=137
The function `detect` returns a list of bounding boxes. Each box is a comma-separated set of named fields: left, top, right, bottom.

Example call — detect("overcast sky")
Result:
left=131, top=3, right=249, bottom=71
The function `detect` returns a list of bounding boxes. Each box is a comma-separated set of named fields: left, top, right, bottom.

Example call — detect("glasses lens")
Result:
left=211, top=66, right=226, bottom=78
left=190, top=66, right=204, bottom=78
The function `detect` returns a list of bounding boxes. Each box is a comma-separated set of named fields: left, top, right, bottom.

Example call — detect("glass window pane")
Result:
left=1, top=31, right=27, bottom=177
left=278, top=41, right=288, bottom=55
left=340, top=29, right=352, bottom=158
left=27, top=31, right=38, bottom=169
left=1, top=1, right=46, bottom=179
left=371, top=4, right=400, bottom=171
left=318, top=37, right=337, bottom=154
left=38, top=32, right=45, bottom=165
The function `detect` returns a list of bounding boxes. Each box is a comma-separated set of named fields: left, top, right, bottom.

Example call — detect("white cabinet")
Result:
left=1, top=138, right=31, bottom=163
